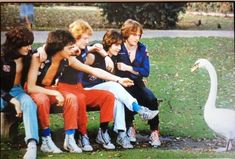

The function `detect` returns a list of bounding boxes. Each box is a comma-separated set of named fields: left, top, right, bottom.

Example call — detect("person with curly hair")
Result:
left=1, top=26, right=39, bottom=159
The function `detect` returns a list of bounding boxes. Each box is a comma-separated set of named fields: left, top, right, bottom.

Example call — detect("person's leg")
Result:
left=87, top=81, right=137, bottom=111
left=57, top=83, right=83, bottom=153
left=30, top=93, right=51, bottom=130
left=30, top=92, right=62, bottom=153
left=9, top=85, right=38, bottom=159
left=10, top=86, right=39, bottom=143
left=134, top=86, right=161, bottom=147
left=57, top=82, right=90, bottom=152
left=138, top=87, right=159, bottom=131
left=83, top=88, right=115, bottom=150
left=113, top=100, right=126, bottom=132
left=123, top=85, right=139, bottom=142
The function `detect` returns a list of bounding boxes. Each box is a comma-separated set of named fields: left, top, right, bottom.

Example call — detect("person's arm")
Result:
left=88, top=43, right=114, bottom=72
left=117, top=52, right=150, bottom=77
left=69, top=56, right=133, bottom=87
left=27, top=54, right=64, bottom=106
left=85, top=53, right=95, bottom=65
left=1, top=89, right=14, bottom=104
left=117, top=62, right=139, bottom=75
left=132, top=53, right=150, bottom=77
left=1, top=90, right=23, bottom=117
left=35, top=44, right=47, bottom=62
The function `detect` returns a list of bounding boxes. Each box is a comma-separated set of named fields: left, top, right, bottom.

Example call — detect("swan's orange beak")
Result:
left=191, top=64, right=199, bottom=72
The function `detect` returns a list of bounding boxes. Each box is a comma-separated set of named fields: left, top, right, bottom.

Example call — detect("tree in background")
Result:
left=187, top=2, right=234, bottom=14
left=98, top=3, right=187, bottom=29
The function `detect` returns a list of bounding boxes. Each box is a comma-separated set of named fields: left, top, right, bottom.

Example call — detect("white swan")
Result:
left=191, top=59, right=235, bottom=152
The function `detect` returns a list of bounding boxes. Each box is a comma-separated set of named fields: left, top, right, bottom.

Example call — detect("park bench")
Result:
left=0, top=99, right=163, bottom=140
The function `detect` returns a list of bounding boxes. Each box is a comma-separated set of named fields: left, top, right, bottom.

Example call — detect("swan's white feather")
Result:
left=194, top=59, right=235, bottom=144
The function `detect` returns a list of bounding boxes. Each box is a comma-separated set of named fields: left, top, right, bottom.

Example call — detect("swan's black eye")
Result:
left=195, top=63, right=199, bottom=67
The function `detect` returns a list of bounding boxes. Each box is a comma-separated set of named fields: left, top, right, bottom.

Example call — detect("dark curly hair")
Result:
left=1, top=26, right=34, bottom=58
left=102, top=29, right=123, bottom=51
left=45, top=30, right=75, bottom=57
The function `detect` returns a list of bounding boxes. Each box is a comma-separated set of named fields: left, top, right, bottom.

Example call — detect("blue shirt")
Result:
left=116, top=42, right=150, bottom=80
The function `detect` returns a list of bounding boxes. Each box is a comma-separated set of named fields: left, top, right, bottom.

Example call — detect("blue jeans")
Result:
left=1, top=85, right=39, bottom=143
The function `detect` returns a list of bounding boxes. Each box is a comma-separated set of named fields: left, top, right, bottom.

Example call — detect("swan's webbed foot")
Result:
left=215, top=147, right=227, bottom=152
left=215, top=140, right=233, bottom=152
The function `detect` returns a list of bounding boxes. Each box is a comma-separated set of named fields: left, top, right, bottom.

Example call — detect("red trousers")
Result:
left=29, top=86, right=79, bottom=131
left=57, top=82, right=115, bottom=135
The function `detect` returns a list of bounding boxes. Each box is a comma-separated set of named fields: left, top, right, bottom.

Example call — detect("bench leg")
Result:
left=1, top=112, right=18, bottom=140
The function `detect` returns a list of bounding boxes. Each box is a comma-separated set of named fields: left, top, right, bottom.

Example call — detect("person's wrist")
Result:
left=104, top=55, right=109, bottom=58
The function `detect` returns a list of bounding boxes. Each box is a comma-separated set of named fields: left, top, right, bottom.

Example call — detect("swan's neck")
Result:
left=204, top=62, right=217, bottom=110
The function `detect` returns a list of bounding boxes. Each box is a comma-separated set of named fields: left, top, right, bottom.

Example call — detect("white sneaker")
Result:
left=96, top=128, right=115, bottom=150
left=41, top=136, right=63, bottom=153
left=149, top=130, right=161, bottom=147
left=63, top=134, right=82, bottom=153
left=127, top=126, right=137, bottom=142
left=78, top=134, right=93, bottom=151
left=138, top=106, right=159, bottom=120
left=23, top=140, right=37, bottom=159
left=116, top=132, right=133, bottom=149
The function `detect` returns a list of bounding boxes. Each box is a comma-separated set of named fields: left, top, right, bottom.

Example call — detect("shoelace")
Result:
left=82, top=135, right=91, bottom=146
left=101, top=131, right=111, bottom=145
left=68, top=136, right=78, bottom=147
left=121, top=135, right=131, bottom=146
left=46, top=138, right=58, bottom=150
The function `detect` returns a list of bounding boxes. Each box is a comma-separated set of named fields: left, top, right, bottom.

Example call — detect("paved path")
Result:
left=1, top=30, right=234, bottom=44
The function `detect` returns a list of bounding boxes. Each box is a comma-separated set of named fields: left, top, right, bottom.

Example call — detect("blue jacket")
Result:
left=116, top=42, right=150, bottom=80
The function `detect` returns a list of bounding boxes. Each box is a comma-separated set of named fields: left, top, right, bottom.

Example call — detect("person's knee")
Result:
left=20, top=94, right=37, bottom=111
left=64, top=93, right=78, bottom=107
left=31, top=93, right=49, bottom=108
left=105, top=91, right=115, bottom=101
left=75, top=93, right=86, bottom=101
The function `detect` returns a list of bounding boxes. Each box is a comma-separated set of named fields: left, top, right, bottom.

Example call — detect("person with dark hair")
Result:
left=116, top=19, right=161, bottom=147
left=1, top=26, right=39, bottom=159
left=56, top=20, right=134, bottom=151
left=37, top=20, right=135, bottom=151
left=27, top=30, right=81, bottom=153
left=82, top=29, right=159, bottom=149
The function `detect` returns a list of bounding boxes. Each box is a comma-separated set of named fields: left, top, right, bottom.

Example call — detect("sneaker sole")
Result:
left=63, top=144, right=82, bottom=153
left=116, top=140, right=133, bottom=149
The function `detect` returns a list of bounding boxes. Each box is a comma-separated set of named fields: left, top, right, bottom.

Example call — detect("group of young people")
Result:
left=1, top=19, right=161, bottom=159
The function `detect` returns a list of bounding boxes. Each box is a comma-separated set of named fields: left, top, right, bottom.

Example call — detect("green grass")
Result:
left=142, top=37, right=235, bottom=139
left=1, top=149, right=235, bottom=159
left=1, top=37, right=235, bottom=158
left=177, top=12, right=234, bottom=30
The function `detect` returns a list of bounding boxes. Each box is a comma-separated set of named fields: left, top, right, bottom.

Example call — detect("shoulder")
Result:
left=138, top=42, right=147, bottom=50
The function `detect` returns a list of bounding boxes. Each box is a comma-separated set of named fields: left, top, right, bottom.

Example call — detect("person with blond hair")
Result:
left=36, top=19, right=134, bottom=151
left=116, top=19, right=161, bottom=147
left=82, top=29, right=159, bottom=149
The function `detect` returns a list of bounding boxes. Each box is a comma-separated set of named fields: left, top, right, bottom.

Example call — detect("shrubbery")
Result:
left=187, top=2, right=234, bottom=13
left=97, top=3, right=187, bottom=29
left=1, top=4, right=107, bottom=30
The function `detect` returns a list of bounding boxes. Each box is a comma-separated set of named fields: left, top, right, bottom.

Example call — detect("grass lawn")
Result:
left=177, top=12, right=234, bottom=30
left=1, top=37, right=235, bottom=158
